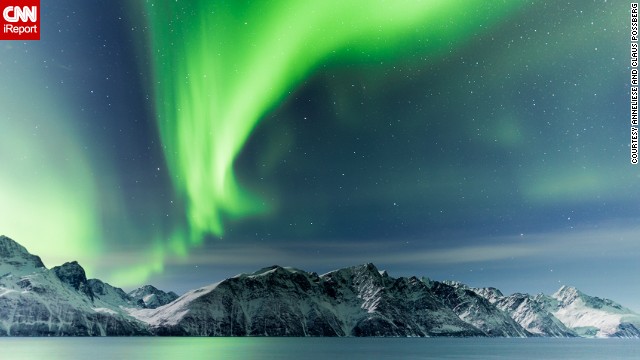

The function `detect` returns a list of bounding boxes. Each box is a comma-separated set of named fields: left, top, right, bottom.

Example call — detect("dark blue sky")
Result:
left=1, top=1, right=639, bottom=311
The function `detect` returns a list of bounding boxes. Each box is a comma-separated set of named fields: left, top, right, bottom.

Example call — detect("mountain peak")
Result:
left=129, top=284, right=161, bottom=295
left=348, top=262, right=381, bottom=275
left=553, top=285, right=582, bottom=304
left=363, top=262, right=379, bottom=272
left=250, top=265, right=286, bottom=276
left=128, top=284, right=179, bottom=309
left=321, top=263, right=383, bottom=281
left=52, top=261, right=94, bottom=300
left=52, top=261, right=88, bottom=288
left=0, top=235, right=45, bottom=269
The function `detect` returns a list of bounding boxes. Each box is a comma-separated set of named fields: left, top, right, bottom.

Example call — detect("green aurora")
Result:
left=0, top=47, right=102, bottom=274
left=2, top=1, right=637, bottom=309
left=139, top=0, right=527, bottom=281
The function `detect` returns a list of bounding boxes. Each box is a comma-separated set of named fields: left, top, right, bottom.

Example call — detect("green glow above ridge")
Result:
left=0, top=51, right=101, bottom=271
left=143, top=0, right=526, bottom=255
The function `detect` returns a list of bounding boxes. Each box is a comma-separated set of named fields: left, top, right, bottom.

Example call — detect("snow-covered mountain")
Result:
left=130, top=264, right=484, bottom=336
left=492, top=293, right=577, bottom=337
left=0, top=236, right=149, bottom=335
left=469, top=284, right=640, bottom=338
left=543, top=286, right=640, bottom=338
left=128, top=285, right=179, bottom=309
left=433, top=281, right=530, bottom=337
left=2, top=235, right=639, bottom=337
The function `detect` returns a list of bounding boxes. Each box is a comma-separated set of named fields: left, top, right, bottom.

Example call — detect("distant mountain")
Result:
left=544, top=286, right=640, bottom=337
left=1, top=235, right=639, bottom=337
left=128, top=285, right=179, bottom=309
left=468, top=283, right=640, bottom=338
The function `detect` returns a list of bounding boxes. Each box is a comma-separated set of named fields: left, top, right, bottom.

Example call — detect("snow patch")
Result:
left=93, top=307, right=117, bottom=315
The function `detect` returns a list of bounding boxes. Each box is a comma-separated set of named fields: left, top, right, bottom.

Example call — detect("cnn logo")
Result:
left=3, top=6, right=37, bottom=22
left=1, top=1, right=40, bottom=40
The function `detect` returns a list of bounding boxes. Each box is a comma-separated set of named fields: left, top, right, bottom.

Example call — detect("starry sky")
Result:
left=1, top=1, right=639, bottom=310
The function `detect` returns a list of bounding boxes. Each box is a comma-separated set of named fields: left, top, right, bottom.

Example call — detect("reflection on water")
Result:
left=0, top=337, right=638, bottom=360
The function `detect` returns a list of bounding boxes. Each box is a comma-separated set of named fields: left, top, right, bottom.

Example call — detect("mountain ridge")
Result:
left=1, top=235, right=639, bottom=337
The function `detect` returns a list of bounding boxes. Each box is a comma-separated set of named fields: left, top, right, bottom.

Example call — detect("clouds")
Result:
left=128, top=221, right=640, bottom=313
left=145, top=222, right=640, bottom=272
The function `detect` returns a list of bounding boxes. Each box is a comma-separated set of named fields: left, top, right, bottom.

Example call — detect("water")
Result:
left=0, top=337, right=638, bottom=359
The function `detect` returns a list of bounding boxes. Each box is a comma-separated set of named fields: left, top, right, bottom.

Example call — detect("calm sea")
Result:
left=0, top=338, right=638, bottom=359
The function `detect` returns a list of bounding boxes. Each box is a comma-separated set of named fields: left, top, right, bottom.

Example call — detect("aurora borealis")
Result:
left=144, top=0, right=524, bottom=243
left=2, top=1, right=640, bottom=310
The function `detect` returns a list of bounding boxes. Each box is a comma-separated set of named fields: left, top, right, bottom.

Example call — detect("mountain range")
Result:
left=1, top=235, right=639, bottom=337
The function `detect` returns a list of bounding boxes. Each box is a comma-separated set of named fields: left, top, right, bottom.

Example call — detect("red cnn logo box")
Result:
left=1, top=0, right=40, bottom=40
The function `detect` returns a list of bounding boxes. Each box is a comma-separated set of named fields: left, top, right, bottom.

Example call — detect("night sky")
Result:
left=2, top=1, right=639, bottom=310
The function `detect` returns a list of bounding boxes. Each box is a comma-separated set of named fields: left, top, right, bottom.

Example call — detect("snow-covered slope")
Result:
left=130, top=266, right=347, bottom=336
left=132, top=264, right=498, bottom=337
left=544, top=286, right=640, bottom=338
left=0, top=235, right=45, bottom=275
left=468, top=283, right=640, bottom=338
left=3, top=235, right=640, bottom=338
left=432, top=282, right=529, bottom=337
left=321, top=264, right=483, bottom=336
left=0, top=235, right=148, bottom=335
left=493, top=293, right=576, bottom=337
